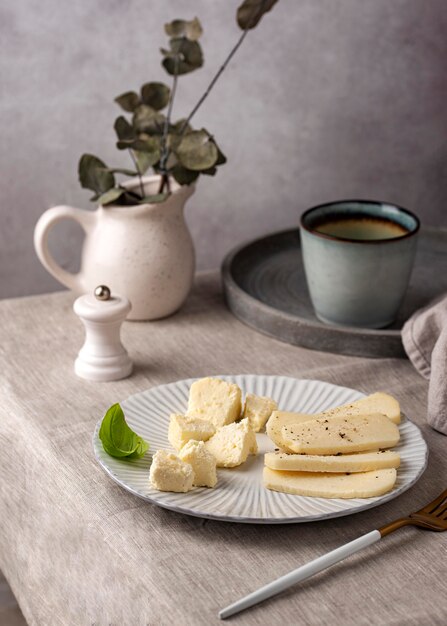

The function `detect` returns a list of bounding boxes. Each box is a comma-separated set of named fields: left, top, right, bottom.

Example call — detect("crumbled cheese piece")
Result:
left=187, top=377, right=242, bottom=428
left=205, top=418, right=258, bottom=467
left=243, top=393, right=277, bottom=432
left=149, top=449, right=194, bottom=492
left=168, top=413, right=215, bottom=451
left=179, top=440, right=217, bottom=488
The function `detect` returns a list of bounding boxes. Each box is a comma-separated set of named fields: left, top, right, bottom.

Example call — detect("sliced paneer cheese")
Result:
left=282, top=413, right=400, bottom=455
left=264, top=450, right=400, bottom=473
left=263, top=467, right=397, bottom=499
left=204, top=418, right=258, bottom=467
left=187, top=377, right=242, bottom=428
left=168, top=413, right=215, bottom=451
left=179, top=440, right=217, bottom=488
left=243, top=393, right=278, bottom=432
left=318, top=392, right=401, bottom=425
left=149, top=450, right=194, bottom=493
left=266, top=411, right=310, bottom=452
left=266, top=392, right=401, bottom=450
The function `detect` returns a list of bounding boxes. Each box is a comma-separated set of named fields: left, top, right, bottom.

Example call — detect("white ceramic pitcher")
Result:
left=34, top=176, right=195, bottom=320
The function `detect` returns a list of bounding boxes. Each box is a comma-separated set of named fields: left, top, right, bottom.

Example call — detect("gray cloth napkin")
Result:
left=402, top=294, right=447, bottom=434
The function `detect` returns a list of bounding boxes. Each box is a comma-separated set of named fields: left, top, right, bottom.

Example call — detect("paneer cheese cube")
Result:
left=149, top=450, right=194, bottom=493
left=243, top=393, right=278, bottom=432
left=204, top=418, right=258, bottom=467
left=168, top=413, right=215, bottom=451
left=187, top=377, right=242, bottom=428
left=179, top=440, right=217, bottom=488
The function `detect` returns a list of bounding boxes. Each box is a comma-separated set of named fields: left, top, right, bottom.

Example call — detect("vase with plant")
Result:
left=34, top=0, right=278, bottom=320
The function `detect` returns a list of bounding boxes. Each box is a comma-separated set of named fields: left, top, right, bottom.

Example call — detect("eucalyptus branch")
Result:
left=178, top=2, right=264, bottom=138
left=128, top=149, right=145, bottom=198
left=160, top=63, right=179, bottom=170
left=77, top=4, right=278, bottom=207
left=158, top=49, right=181, bottom=194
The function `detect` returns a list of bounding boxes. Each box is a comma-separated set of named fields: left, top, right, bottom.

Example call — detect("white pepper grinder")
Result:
left=73, top=285, right=133, bottom=382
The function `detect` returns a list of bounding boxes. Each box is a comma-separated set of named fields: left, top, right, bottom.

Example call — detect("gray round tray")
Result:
left=222, top=227, right=447, bottom=358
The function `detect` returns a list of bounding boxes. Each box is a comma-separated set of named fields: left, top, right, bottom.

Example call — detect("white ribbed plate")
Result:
left=93, top=376, right=428, bottom=524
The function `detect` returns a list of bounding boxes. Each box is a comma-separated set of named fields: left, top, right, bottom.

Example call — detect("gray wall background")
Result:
left=1, top=0, right=446, bottom=299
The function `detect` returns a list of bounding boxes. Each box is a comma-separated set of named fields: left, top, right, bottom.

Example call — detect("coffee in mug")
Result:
left=300, top=201, right=420, bottom=328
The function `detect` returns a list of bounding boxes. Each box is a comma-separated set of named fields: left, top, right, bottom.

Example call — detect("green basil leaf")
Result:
left=101, top=439, right=132, bottom=458
left=127, top=437, right=149, bottom=459
left=99, top=403, right=149, bottom=459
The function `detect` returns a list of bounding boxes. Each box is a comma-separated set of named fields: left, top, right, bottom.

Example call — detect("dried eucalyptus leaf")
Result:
left=165, top=17, right=203, bottom=41
left=121, top=191, right=143, bottom=205
left=114, top=91, right=141, bottom=112
left=162, top=38, right=203, bottom=75
left=78, top=154, right=115, bottom=195
left=200, top=166, right=217, bottom=176
left=114, top=116, right=135, bottom=141
left=167, top=133, right=182, bottom=152
left=213, top=141, right=227, bottom=166
left=104, top=167, right=138, bottom=176
left=165, top=152, right=178, bottom=170
left=133, top=104, right=166, bottom=134
left=138, top=193, right=170, bottom=204
left=131, top=134, right=160, bottom=159
left=237, top=0, right=278, bottom=30
left=97, top=187, right=125, bottom=206
left=176, top=130, right=218, bottom=171
left=171, top=118, right=193, bottom=135
left=172, top=164, right=199, bottom=185
left=141, top=82, right=171, bottom=110
left=134, top=150, right=157, bottom=174
left=116, top=139, right=134, bottom=150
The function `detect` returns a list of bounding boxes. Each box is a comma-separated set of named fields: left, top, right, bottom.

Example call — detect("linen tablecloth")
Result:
left=0, top=272, right=446, bottom=626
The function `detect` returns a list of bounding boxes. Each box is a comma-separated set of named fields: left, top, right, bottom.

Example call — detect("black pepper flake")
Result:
left=325, top=427, right=328, bottom=430
left=345, top=472, right=351, bottom=475
left=339, top=432, right=346, bottom=438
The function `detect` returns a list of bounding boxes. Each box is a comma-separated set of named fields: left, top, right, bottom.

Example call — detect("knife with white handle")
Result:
left=219, top=530, right=381, bottom=619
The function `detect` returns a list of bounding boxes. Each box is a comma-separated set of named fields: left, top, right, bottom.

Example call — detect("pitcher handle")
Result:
left=34, top=205, right=95, bottom=292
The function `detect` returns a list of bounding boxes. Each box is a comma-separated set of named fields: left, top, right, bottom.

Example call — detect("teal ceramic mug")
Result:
left=300, top=200, right=420, bottom=328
